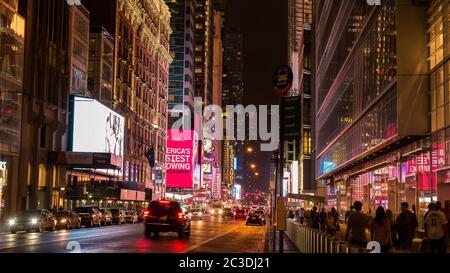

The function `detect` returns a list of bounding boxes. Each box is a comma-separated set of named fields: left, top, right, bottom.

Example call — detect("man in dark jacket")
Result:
left=395, top=202, right=418, bottom=250
left=309, top=206, right=320, bottom=230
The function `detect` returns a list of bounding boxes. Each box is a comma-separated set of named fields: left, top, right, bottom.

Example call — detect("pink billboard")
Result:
left=166, top=129, right=195, bottom=188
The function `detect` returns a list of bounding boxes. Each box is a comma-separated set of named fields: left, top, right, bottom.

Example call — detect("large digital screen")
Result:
left=166, top=129, right=195, bottom=188
left=71, top=96, right=124, bottom=157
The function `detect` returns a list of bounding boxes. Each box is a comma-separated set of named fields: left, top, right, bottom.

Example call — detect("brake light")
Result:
left=177, top=212, right=183, bottom=220
left=143, top=209, right=150, bottom=218
left=159, top=200, right=170, bottom=204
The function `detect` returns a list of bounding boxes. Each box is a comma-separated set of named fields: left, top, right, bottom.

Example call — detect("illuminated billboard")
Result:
left=232, top=184, right=242, bottom=200
left=166, top=129, right=195, bottom=188
left=70, top=96, right=124, bottom=157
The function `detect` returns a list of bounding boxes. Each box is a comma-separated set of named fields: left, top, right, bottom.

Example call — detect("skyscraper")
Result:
left=286, top=0, right=313, bottom=197
left=222, top=31, right=244, bottom=191
left=165, top=0, right=196, bottom=128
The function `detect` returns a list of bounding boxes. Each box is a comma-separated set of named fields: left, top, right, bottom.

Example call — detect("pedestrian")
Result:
left=320, top=208, right=327, bottom=232
left=424, top=203, right=435, bottom=221
left=345, top=201, right=369, bottom=248
left=370, top=206, right=392, bottom=253
left=288, top=209, right=294, bottom=219
left=394, top=202, right=418, bottom=251
left=424, top=202, right=448, bottom=253
left=444, top=200, right=450, bottom=252
left=299, top=208, right=305, bottom=225
left=345, top=205, right=355, bottom=224
left=309, top=206, right=320, bottom=230
left=386, top=209, right=398, bottom=248
left=326, top=207, right=339, bottom=235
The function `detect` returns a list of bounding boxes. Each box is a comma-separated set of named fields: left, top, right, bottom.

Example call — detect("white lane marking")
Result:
left=0, top=227, right=138, bottom=251
left=184, top=225, right=241, bottom=253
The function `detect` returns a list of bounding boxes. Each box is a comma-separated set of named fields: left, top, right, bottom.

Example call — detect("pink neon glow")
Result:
left=166, top=129, right=195, bottom=188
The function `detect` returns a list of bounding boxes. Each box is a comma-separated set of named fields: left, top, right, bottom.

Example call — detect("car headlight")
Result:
left=210, top=210, right=215, bottom=214
left=60, top=219, right=67, bottom=223
left=9, top=219, right=16, bottom=226
left=31, top=218, right=38, bottom=225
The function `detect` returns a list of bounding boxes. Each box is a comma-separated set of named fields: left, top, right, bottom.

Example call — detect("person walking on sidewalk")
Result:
left=326, top=207, right=339, bottom=235
left=309, top=206, right=320, bottom=230
left=345, top=201, right=369, bottom=248
left=394, top=202, right=418, bottom=251
left=371, top=206, right=392, bottom=253
left=386, top=209, right=398, bottom=248
left=444, top=201, right=450, bottom=252
left=424, top=202, right=448, bottom=253
left=320, top=208, right=327, bottom=232
left=345, top=205, right=355, bottom=224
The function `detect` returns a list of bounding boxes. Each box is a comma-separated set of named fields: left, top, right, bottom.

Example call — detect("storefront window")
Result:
left=0, top=157, right=8, bottom=220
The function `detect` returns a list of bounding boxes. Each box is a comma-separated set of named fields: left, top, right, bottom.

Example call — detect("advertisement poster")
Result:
left=71, top=96, right=124, bottom=157
left=166, top=129, right=195, bottom=188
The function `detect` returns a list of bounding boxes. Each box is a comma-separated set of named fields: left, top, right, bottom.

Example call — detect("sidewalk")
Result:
left=335, top=223, right=425, bottom=253
left=264, top=225, right=299, bottom=253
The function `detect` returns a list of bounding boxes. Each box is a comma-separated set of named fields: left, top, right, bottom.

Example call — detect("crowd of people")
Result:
left=288, top=200, right=450, bottom=253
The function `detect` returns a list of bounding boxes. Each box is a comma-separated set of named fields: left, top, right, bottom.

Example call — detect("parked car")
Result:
left=74, top=206, right=102, bottom=227
left=54, top=210, right=82, bottom=230
left=99, top=208, right=113, bottom=225
left=8, top=209, right=57, bottom=233
left=246, top=212, right=265, bottom=226
left=110, top=208, right=125, bottom=224
left=124, top=211, right=138, bottom=223
left=234, top=209, right=247, bottom=220
left=144, top=200, right=191, bottom=239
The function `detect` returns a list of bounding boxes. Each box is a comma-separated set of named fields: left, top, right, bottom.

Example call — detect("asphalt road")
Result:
left=0, top=216, right=266, bottom=253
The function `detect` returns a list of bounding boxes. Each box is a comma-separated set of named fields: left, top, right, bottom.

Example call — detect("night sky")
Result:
left=225, top=0, right=288, bottom=193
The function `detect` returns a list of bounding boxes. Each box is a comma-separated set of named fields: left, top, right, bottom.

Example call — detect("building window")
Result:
left=38, top=164, right=46, bottom=188
left=303, top=130, right=312, bottom=155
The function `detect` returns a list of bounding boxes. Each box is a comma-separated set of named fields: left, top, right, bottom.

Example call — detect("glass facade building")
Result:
left=0, top=0, right=24, bottom=220
left=165, top=0, right=196, bottom=118
left=314, top=0, right=449, bottom=230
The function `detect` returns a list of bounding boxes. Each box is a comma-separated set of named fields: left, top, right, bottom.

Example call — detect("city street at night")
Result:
left=0, top=218, right=265, bottom=253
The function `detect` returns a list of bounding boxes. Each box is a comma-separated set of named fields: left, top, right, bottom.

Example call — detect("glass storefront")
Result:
left=0, top=156, right=9, bottom=220
left=326, top=130, right=450, bottom=231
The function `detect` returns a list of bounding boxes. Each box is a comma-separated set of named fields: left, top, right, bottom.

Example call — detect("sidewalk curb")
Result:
left=257, top=225, right=269, bottom=253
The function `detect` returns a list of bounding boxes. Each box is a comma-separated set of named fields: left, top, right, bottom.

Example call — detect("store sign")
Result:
left=0, top=161, right=6, bottom=171
left=136, top=191, right=146, bottom=201
left=120, top=189, right=137, bottom=201
left=166, top=129, right=195, bottom=188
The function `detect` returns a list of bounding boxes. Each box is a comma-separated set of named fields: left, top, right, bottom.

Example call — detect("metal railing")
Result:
left=285, top=219, right=369, bottom=253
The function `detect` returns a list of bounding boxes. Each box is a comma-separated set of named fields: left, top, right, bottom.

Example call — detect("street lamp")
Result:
left=255, top=172, right=259, bottom=176
left=250, top=164, right=256, bottom=169
left=246, top=147, right=253, bottom=153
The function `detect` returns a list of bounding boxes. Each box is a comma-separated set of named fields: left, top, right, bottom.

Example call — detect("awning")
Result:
left=48, top=151, right=122, bottom=170
left=287, top=193, right=325, bottom=203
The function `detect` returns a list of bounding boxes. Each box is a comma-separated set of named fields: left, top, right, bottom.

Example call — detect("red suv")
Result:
left=234, top=209, right=247, bottom=220
left=143, top=200, right=191, bottom=239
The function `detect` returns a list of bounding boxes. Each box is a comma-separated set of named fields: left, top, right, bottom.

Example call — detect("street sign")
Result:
left=272, top=65, right=293, bottom=97
left=281, top=96, right=301, bottom=140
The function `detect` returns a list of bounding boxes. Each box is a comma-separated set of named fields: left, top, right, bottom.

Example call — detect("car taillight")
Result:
left=143, top=210, right=150, bottom=218
left=178, top=212, right=183, bottom=220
